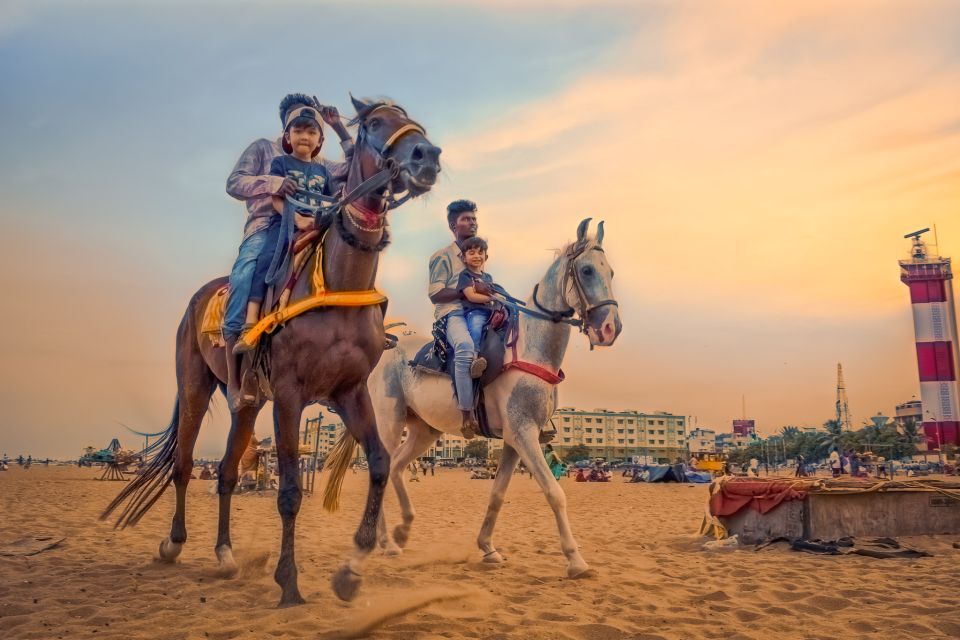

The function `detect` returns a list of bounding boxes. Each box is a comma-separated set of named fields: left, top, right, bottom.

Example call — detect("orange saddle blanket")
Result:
left=200, top=229, right=386, bottom=347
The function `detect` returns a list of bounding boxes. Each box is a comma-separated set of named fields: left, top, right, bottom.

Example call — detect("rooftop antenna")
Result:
left=904, top=228, right=930, bottom=261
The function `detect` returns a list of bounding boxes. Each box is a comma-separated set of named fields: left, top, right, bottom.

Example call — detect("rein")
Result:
left=303, top=104, right=426, bottom=252
left=496, top=244, right=618, bottom=332
left=496, top=241, right=617, bottom=385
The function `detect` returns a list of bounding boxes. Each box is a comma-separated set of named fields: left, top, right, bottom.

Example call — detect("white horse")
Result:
left=323, top=218, right=621, bottom=578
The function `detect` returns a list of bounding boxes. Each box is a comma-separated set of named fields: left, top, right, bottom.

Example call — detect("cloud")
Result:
left=2, top=0, right=960, bottom=456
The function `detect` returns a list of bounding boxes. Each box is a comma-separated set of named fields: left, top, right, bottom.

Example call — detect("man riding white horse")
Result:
left=427, top=199, right=493, bottom=438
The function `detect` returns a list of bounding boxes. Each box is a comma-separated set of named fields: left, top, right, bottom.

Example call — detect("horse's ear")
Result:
left=596, top=220, right=605, bottom=246
left=350, top=93, right=368, bottom=114
left=576, top=217, right=592, bottom=245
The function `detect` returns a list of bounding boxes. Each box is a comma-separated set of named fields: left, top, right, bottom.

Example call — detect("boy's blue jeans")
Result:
left=465, top=308, right=491, bottom=352
left=223, top=227, right=270, bottom=340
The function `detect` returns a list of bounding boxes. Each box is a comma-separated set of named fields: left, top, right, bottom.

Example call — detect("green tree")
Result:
left=780, top=426, right=801, bottom=440
left=818, top=419, right=846, bottom=455
left=563, top=444, right=591, bottom=463
left=463, top=439, right=489, bottom=460
left=898, top=419, right=921, bottom=459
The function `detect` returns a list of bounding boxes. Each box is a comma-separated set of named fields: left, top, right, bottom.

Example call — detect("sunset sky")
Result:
left=1, top=0, right=958, bottom=458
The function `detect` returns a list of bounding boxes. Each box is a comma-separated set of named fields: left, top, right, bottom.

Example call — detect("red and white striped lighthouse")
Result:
left=899, top=229, right=960, bottom=448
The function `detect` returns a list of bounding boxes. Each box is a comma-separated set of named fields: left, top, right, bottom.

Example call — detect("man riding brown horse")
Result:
left=222, top=93, right=354, bottom=410
left=103, top=95, right=441, bottom=606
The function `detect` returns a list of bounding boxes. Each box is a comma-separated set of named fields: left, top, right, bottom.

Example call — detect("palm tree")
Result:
left=818, top=419, right=844, bottom=455
left=780, top=426, right=801, bottom=440
left=899, top=418, right=921, bottom=458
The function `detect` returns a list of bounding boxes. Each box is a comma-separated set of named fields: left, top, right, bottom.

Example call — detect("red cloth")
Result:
left=710, top=479, right=810, bottom=517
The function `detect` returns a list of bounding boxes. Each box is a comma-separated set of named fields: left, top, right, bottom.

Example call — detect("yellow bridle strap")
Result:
left=381, top=123, right=425, bottom=155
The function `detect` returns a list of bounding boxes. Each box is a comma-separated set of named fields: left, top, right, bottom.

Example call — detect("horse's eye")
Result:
left=581, top=265, right=595, bottom=277
left=368, top=118, right=381, bottom=130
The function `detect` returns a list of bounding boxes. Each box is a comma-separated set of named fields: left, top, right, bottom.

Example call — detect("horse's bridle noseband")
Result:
left=347, top=104, right=428, bottom=211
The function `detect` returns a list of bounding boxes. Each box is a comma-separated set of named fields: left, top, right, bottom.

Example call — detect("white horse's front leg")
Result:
left=385, top=416, right=436, bottom=551
left=476, top=444, right=520, bottom=563
left=508, top=423, right=589, bottom=578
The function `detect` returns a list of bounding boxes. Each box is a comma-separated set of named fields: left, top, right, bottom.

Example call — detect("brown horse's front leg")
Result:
left=272, top=393, right=306, bottom=606
left=331, top=384, right=390, bottom=602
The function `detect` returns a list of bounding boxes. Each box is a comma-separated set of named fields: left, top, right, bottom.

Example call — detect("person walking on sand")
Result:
left=544, top=444, right=564, bottom=480
left=829, top=448, right=841, bottom=478
left=795, top=454, right=807, bottom=477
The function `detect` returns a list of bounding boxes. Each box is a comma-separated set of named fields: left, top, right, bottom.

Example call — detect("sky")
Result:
left=0, top=0, right=958, bottom=458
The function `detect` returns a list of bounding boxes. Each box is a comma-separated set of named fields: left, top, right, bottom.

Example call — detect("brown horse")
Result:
left=102, top=96, right=441, bottom=606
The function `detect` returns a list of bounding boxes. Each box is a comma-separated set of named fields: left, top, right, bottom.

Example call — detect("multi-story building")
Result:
left=301, top=416, right=345, bottom=457
left=551, top=407, right=688, bottom=463
left=895, top=399, right=923, bottom=429
left=715, top=431, right=759, bottom=453
left=300, top=417, right=502, bottom=464
left=425, top=432, right=468, bottom=460
left=422, top=433, right=502, bottom=462
left=688, top=428, right=717, bottom=454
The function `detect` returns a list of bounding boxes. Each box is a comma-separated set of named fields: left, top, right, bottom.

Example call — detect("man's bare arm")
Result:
left=429, top=288, right=461, bottom=304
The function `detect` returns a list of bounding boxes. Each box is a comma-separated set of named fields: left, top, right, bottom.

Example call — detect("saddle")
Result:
left=408, top=306, right=512, bottom=387
left=200, top=227, right=387, bottom=347
left=408, top=307, right=514, bottom=438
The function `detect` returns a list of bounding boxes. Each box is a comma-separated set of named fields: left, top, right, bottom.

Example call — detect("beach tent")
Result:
left=645, top=464, right=687, bottom=482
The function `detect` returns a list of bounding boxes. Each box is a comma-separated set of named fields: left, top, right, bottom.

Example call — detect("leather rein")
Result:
left=503, top=243, right=618, bottom=334
left=290, top=104, right=427, bottom=252
left=499, top=242, right=618, bottom=384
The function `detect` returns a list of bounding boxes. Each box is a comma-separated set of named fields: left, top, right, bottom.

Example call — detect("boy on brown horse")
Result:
left=222, top=93, right=352, bottom=410
left=233, top=104, right=337, bottom=354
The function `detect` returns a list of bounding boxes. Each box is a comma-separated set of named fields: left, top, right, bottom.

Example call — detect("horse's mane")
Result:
left=556, top=237, right=599, bottom=259
left=349, top=97, right=409, bottom=125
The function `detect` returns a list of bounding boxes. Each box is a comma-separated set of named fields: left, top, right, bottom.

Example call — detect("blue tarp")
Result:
left=628, top=464, right=713, bottom=483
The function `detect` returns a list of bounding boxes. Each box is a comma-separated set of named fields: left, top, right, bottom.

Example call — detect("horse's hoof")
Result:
left=384, top=544, right=403, bottom=558
left=277, top=591, right=306, bottom=608
left=392, top=525, right=410, bottom=548
left=215, top=545, right=238, bottom=578
left=566, top=556, right=591, bottom=578
left=482, top=550, right=505, bottom=564
left=158, top=538, right=182, bottom=563
left=331, top=564, right=362, bottom=602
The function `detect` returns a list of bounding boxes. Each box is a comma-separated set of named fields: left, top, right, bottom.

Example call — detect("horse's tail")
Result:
left=322, top=428, right=357, bottom=513
left=100, top=398, right=179, bottom=528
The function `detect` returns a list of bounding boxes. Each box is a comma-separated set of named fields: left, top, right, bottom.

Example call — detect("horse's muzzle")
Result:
left=587, top=306, right=622, bottom=347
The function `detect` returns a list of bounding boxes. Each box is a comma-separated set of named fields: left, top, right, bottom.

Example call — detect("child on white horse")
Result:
left=457, top=236, right=497, bottom=377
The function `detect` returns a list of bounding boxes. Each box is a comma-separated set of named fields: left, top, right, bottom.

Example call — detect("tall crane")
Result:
left=836, top=363, right=852, bottom=431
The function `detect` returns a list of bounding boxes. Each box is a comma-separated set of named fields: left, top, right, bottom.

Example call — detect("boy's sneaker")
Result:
left=470, top=356, right=487, bottom=379
left=232, top=324, right=257, bottom=355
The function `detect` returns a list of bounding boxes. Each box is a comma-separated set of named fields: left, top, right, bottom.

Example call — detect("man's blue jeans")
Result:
left=445, top=312, right=475, bottom=411
left=223, top=227, right=270, bottom=339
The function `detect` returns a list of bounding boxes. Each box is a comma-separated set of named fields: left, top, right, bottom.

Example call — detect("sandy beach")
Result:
left=2, top=465, right=959, bottom=639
